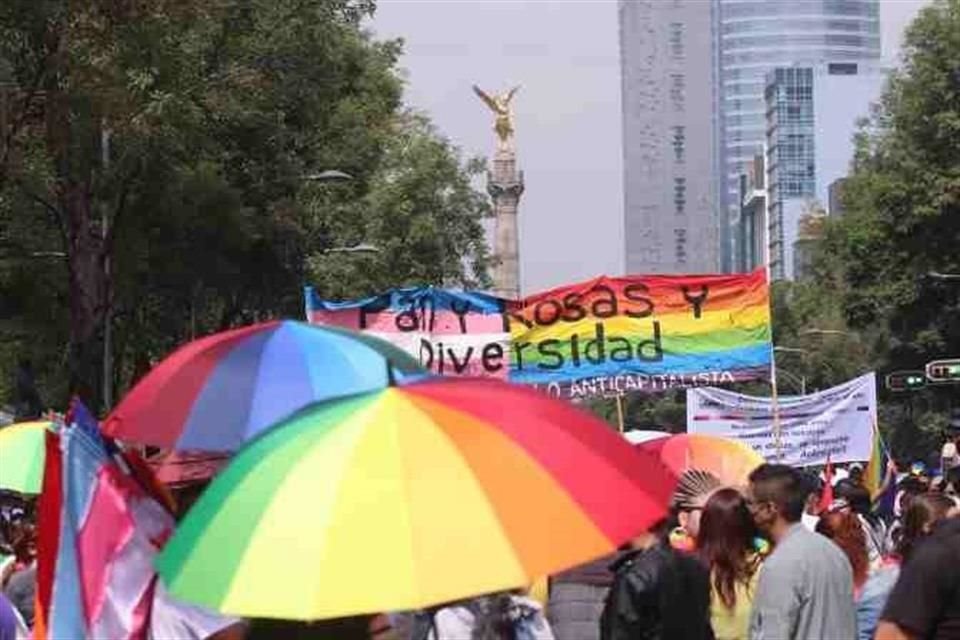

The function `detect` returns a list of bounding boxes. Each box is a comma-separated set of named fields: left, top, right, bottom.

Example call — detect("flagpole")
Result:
left=615, top=393, right=625, bottom=433
left=770, top=346, right=783, bottom=460
left=764, top=268, right=782, bottom=460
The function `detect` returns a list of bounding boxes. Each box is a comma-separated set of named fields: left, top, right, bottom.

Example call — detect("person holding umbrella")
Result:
left=599, top=470, right=717, bottom=640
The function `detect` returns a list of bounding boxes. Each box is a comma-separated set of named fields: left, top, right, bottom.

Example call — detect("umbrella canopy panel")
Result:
left=157, top=379, right=677, bottom=620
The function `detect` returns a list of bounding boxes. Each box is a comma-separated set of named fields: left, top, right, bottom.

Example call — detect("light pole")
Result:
left=303, top=169, right=353, bottom=182
left=801, top=328, right=852, bottom=337
left=323, top=243, right=380, bottom=255
left=774, top=346, right=808, bottom=394
left=927, top=271, right=960, bottom=282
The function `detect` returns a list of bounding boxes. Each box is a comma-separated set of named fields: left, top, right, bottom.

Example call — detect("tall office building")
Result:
left=764, top=61, right=887, bottom=279
left=717, top=0, right=881, bottom=270
left=620, top=0, right=719, bottom=274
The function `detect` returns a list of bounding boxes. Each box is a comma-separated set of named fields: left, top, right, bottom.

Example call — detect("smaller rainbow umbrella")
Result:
left=103, top=321, right=425, bottom=451
left=634, top=433, right=764, bottom=486
left=157, top=378, right=677, bottom=620
left=0, top=421, right=55, bottom=494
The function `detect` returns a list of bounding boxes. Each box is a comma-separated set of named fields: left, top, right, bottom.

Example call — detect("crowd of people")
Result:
left=2, top=454, right=959, bottom=639
left=595, top=461, right=960, bottom=640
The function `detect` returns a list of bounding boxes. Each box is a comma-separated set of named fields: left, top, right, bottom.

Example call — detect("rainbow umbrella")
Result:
left=102, top=321, right=424, bottom=451
left=156, top=378, right=677, bottom=620
left=636, top=433, right=764, bottom=486
left=0, top=421, right=55, bottom=494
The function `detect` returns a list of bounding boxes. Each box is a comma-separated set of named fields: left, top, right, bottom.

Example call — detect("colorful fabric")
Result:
left=36, top=401, right=175, bottom=640
left=156, top=378, right=678, bottom=620
left=103, top=320, right=425, bottom=451
left=0, top=422, right=55, bottom=494
left=305, top=269, right=772, bottom=399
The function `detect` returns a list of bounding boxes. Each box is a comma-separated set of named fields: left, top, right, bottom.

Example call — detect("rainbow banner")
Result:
left=304, top=268, right=772, bottom=399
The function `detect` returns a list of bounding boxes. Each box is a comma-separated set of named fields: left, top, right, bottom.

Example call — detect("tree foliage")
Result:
left=815, top=0, right=960, bottom=366
left=0, top=0, right=490, bottom=412
left=799, top=0, right=960, bottom=461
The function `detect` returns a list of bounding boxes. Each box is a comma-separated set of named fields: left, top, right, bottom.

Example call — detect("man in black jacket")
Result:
left=599, top=520, right=713, bottom=640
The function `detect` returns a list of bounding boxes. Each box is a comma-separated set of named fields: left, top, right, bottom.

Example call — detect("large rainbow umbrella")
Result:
left=0, top=421, right=55, bottom=494
left=102, top=320, right=425, bottom=451
left=156, top=377, right=677, bottom=620
left=634, top=433, right=764, bottom=486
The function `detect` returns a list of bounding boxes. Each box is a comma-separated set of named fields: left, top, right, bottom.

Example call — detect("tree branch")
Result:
left=12, top=178, right=68, bottom=252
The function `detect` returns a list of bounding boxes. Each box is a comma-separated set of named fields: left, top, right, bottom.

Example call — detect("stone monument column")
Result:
left=473, top=84, right=523, bottom=300
left=487, top=148, right=524, bottom=300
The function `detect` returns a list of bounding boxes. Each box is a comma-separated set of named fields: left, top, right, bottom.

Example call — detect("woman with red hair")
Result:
left=816, top=509, right=898, bottom=640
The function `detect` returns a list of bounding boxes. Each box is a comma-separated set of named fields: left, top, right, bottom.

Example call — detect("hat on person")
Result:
left=671, top=469, right=721, bottom=511
left=942, top=442, right=959, bottom=469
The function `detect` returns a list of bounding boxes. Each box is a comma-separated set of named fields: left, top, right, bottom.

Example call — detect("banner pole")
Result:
left=615, top=394, right=625, bottom=433
left=770, top=354, right=783, bottom=460
left=763, top=246, right=783, bottom=460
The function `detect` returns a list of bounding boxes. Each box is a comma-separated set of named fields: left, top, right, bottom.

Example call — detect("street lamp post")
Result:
left=774, top=346, right=808, bottom=394
left=322, top=243, right=380, bottom=255
left=927, top=271, right=960, bottom=282
left=801, top=328, right=852, bottom=337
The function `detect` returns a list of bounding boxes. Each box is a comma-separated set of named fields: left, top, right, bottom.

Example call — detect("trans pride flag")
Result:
left=35, top=401, right=175, bottom=640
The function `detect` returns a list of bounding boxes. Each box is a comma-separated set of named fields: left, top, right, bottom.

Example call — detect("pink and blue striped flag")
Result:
left=36, top=400, right=175, bottom=640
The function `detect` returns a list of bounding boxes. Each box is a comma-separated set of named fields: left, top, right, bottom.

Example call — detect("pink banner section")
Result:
left=308, top=308, right=507, bottom=336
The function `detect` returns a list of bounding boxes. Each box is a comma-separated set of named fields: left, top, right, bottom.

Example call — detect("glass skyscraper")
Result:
left=717, top=0, right=881, bottom=269
left=765, top=67, right=815, bottom=280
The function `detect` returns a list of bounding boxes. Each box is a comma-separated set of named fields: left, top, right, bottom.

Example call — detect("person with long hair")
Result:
left=816, top=509, right=898, bottom=640
left=601, top=472, right=716, bottom=640
left=696, top=488, right=762, bottom=640
left=894, top=492, right=954, bottom=562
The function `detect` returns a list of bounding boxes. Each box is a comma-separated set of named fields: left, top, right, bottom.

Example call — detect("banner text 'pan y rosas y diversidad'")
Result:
left=304, top=268, right=772, bottom=399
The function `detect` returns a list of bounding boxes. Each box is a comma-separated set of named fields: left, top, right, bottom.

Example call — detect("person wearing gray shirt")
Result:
left=746, top=465, right=857, bottom=640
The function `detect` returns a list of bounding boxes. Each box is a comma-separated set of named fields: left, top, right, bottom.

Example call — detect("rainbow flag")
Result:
left=864, top=421, right=896, bottom=517
left=306, top=268, right=772, bottom=399
left=864, top=423, right=886, bottom=498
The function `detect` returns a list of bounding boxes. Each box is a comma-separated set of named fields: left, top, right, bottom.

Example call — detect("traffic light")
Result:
left=886, top=370, right=927, bottom=392
left=926, top=359, right=960, bottom=383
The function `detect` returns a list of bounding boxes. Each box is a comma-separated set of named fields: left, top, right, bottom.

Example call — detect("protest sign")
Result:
left=686, top=372, right=877, bottom=465
left=305, top=268, right=772, bottom=399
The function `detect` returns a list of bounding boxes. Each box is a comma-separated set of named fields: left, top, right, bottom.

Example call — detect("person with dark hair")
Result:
left=671, top=469, right=722, bottom=543
left=816, top=510, right=898, bottom=640
left=834, top=481, right=888, bottom=562
left=876, top=516, right=960, bottom=640
left=893, top=492, right=954, bottom=563
left=600, top=517, right=713, bottom=640
left=745, top=464, right=856, bottom=640
left=799, top=473, right=823, bottom=532
left=696, top=488, right=762, bottom=640
left=412, top=590, right=554, bottom=640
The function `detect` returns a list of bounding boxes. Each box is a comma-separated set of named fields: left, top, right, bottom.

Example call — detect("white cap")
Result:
left=943, top=441, right=959, bottom=464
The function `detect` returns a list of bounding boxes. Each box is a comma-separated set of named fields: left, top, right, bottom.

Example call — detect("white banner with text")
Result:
left=686, top=373, right=877, bottom=466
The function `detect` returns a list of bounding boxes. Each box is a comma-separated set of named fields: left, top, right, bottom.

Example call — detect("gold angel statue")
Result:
left=473, top=84, right=520, bottom=149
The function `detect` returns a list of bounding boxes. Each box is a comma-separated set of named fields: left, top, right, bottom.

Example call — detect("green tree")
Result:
left=817, top=0, right=960, bottom=368
left=305, top=112, right=491, bottom=299
left=0, top=1, right=490, bottom=412
left=800, top=0, right=960, bottom=461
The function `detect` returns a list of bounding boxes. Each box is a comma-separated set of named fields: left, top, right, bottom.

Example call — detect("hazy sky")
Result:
left=371, top=0, right=931, bottom=294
